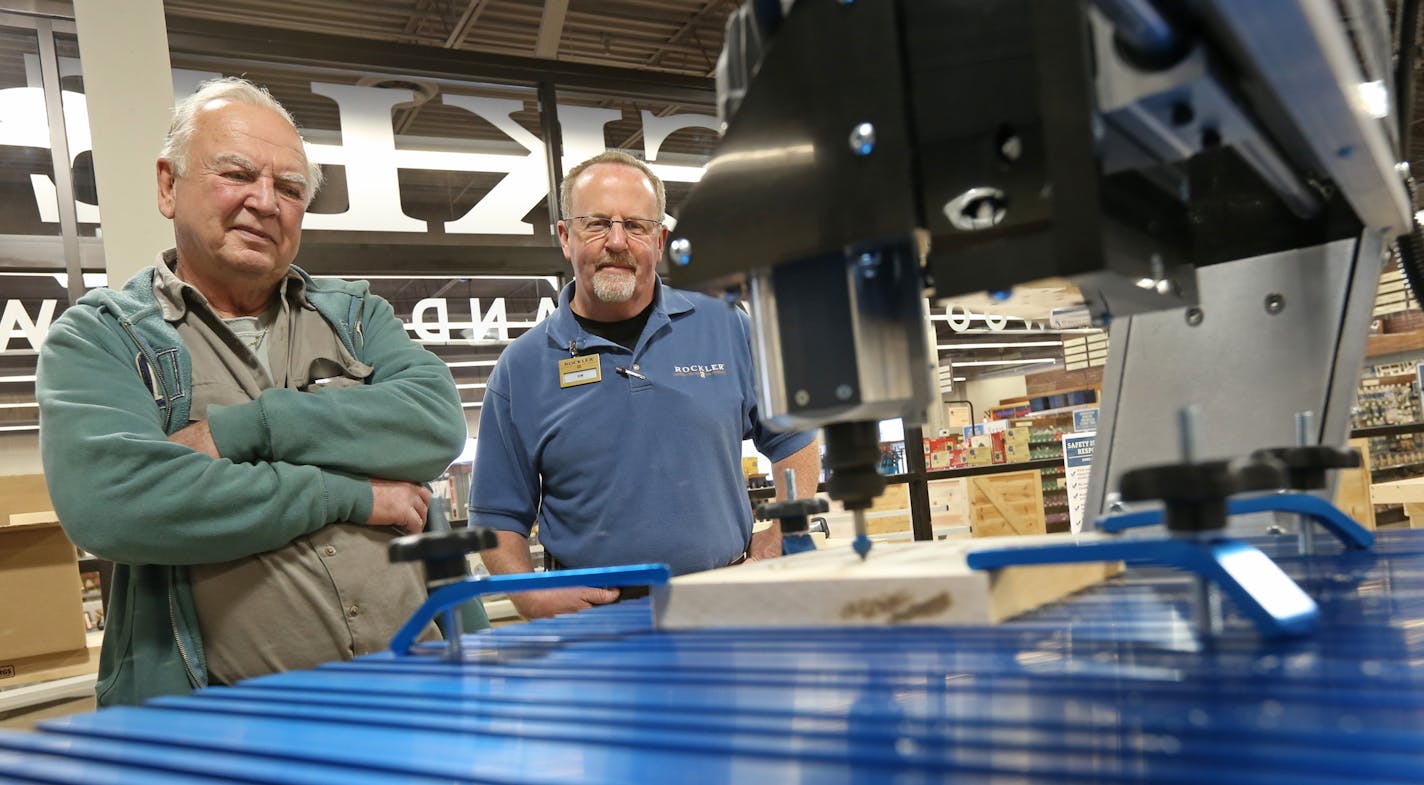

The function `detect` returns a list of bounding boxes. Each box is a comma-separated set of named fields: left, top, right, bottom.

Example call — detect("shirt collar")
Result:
left=546, top=277, right=694, bottom=352
left=152, top=248, right=310, bottom=322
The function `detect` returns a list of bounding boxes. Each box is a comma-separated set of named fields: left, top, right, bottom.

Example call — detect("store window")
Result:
left=4, top=30, right=722, bottom=455
left=0, top=26, right=59, bottom=240
left=1, top=23, right=98, bottom=442
left=330, top=273, right=561, bottom=414
left=554, top=87, right=719, bottom=223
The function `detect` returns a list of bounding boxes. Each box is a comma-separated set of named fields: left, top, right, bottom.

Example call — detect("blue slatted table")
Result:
left=3, top=530, right=1424, bottom=784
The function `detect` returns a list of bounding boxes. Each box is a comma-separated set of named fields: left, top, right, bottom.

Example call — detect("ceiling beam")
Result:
left=444, top=0, right=489, bottom=48
left=614, top=1, right=733, bottom=151
left=164, top=17, right=716, bottom=107
left=534, top=0, right=570, bottom=59
left=642, top=0, right=731, bottom=70
left=392, top=0, right=493, bottom=135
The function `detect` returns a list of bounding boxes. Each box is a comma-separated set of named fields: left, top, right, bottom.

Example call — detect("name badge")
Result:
left=558, top=354, right=602, bottom=388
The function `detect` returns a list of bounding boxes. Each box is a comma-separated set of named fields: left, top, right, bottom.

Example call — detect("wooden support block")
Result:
left=1405, top=503, right=1424, bottom=529
left=1332, top=438, right=1375, bottom=530
left=653, top=535, right=1121, bottom=629
left=969, top=470, right=1045, bottom=538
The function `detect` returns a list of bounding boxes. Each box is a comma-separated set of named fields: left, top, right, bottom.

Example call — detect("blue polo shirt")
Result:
left=470, top=280, right=816, bottom=575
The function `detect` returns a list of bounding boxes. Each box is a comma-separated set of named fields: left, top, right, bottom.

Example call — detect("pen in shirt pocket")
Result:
left=615, top=367, right=647, bottom=380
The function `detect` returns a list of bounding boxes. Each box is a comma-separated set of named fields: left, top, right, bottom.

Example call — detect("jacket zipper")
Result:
left=168, top=571, right=200, bottom=687
left=122, top=320, right=196, bottom=684
left=353, top=295, right=365, bottom=351
left=120, top=321, right=175, bottom=432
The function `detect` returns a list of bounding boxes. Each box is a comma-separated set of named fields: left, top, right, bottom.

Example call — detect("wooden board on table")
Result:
left=653, top=535, right=1121, bottom=630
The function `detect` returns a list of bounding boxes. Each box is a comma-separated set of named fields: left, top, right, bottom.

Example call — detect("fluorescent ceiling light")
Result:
left=937, top=341, right=1064, bottom=350
left=952, top=358, right=1059, bottom=367
left=1357, top=80, right=1389, bottom=119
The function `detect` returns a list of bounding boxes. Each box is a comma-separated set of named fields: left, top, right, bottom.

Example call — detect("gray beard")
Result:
left=591, top=268, right=637, bottom=303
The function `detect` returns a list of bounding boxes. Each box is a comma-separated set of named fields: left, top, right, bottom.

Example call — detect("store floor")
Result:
left=0, top=695, right=95, bottom=731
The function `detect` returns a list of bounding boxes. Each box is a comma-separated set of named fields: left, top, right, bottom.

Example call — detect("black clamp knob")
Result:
left=756, top=497, right=830, bottom=535
left=389, top=527, right=500, bottom=586
left=1250, top=446, right=1361, bottom=491
left=1119, top=457, right=1287, bottom=534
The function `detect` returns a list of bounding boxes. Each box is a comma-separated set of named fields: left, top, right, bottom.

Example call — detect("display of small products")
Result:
left=1369, top=433, right=1424, bottom=471
left=1354, top=372, right=1424, bottom=481
left=1353, top=377, right=1421, bottom=428
left=80, top=570, right=104, bottom=631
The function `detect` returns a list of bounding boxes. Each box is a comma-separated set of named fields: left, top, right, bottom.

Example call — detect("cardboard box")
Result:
left=0, top=521, right=86, bottom=663
left=0, top=474, right=52, bottom=523
left=966, top=447, right=995, bottom=467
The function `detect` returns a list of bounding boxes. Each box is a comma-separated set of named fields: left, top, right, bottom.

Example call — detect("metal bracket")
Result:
left=966, top=537, right=1318, bottom=637
left=1096, top=492, right=1375, bottom=550
left=389, top=563, right=670, bottom=656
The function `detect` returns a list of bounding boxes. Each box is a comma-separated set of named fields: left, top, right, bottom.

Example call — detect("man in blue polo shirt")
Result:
left=471, top=151, right=820, bottom=619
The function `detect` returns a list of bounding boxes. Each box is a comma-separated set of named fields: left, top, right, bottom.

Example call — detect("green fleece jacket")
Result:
left=35, top=264, right=466, bottom=707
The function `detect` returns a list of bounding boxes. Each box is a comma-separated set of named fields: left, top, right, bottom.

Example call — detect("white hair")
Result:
left=160, top=76, right=323, bottom=204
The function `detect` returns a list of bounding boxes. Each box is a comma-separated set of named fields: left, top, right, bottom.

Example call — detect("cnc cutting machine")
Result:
left=666, top=0, right=1414, bottom=542
left=6, top=2, right=1424, bottom=783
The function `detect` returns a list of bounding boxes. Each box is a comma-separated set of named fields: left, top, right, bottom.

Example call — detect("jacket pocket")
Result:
left=299, top=357, right=368, bottom=391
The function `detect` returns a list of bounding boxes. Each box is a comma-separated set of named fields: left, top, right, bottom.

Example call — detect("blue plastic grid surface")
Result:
left=3, top=530, right=1424, bottom=783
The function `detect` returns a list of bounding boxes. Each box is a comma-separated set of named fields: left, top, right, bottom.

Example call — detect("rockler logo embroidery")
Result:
left=673, top=363, right=727, bottom=378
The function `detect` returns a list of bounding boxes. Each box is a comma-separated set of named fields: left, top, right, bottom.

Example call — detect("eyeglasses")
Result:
left=569, top=216, right=663, bottom=239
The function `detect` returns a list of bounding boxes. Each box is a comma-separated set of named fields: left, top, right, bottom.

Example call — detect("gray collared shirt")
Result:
left=153, top=252, right=436, bottom=684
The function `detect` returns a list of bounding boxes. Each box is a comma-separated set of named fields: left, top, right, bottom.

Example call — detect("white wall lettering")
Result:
left=0, top=299, right=57, bottom=352
left=4, top=59, right=717, bottom=236
left=305, top=83, right=427, bottom=233
left=405, top=296, right=557, bottom=344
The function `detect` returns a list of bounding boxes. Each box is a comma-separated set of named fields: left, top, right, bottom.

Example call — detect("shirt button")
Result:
left=632, top=364, right=640, bottom=371
left=324, top=546, right=337, bottom=557
left=348, top=605, right=361, bottom=618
